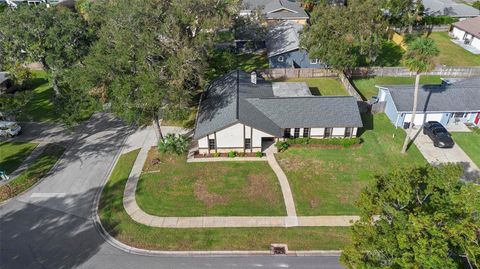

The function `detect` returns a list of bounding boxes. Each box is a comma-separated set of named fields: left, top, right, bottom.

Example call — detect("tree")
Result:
left=401, top=37, right=439, bottom=153
left=301, top=0, right=387, bottom=70
left=341, top=165, right=480, bottom=268
left=0, top=4, right=91, bottom=96
left=473, top=1, right=480, bottom=10
left=382, top=0, right=423, bottom=32
left=68, top=0, right=238, bottom=139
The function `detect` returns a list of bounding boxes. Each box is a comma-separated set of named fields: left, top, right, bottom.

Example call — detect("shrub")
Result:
left=157, top=134, right=188, bottom=155
left=473, top=1, right=480, bottom=10
left=280, top=137, right=362, bottom=150
left=227, top=151, right=237, bottom=158
left=421, top=16, right=458, bottom=25
left=255, top=151, right=264, bottom=157
left=212, top=152, right=221, bottom=157
left=275, top=141, right=289, bottom=152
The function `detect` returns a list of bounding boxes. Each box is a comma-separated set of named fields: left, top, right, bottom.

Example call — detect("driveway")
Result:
left=0, top=114, right=345, bottom=269
left=410, top=129, right=480, bottom=182
left=5, top=121, right=73, bottom=144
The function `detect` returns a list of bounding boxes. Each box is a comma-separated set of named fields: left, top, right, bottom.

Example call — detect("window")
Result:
left=278, top=56, right=284, bottom=62
left=294, top=128, right=300, bottom=138
left=208, top=139, right=215, bottom=150
left=244, top=138, right=251, bottom=150
left=283, top=128, right=291, bottom=138
left=310, top=58, right=318, bottom=64
left=303, top=128, right=310, bottom=138
left=345, top=127, right=353, bottom=138
left=454, top=112, right=467, bottom=118
left=324, top=128, right=333, bottom=138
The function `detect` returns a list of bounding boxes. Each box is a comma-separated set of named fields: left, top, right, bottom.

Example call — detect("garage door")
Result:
left=404, top=113, right=425, bottom=126
left=425, top=113, right=443, bottom=123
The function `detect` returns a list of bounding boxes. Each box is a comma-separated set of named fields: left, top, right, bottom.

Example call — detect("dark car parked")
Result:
left=423, top=121, right=455, bottom=148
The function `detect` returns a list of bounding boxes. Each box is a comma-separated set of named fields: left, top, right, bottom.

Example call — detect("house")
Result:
left=377, top=77, right=480, bottom=128
left=194, top=70, right=363, bottom=154
left=451, top=17, right=480, bottom=52
left=241, top=0, right=309, bottom=25
left=0, top=72, right=13, bottom=94
left=266, top=21, right=326, bottom=68
left=1, top=0, right=73, bottom=8
left=422, top=0, right=479, bottom=20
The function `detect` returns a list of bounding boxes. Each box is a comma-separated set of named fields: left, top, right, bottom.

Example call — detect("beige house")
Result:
left=194, top=70, right=363, bottom=154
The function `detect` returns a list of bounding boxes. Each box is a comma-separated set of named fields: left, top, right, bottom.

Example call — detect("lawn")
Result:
left=352, top=75, right=443, bottom=101
left=279, top=78, right=348, bottom=96
left=99, top=149, right=352, bottom=251
left=0, top=144, right=64, bottom=202
left=18, top=71, right=57, bottom=122
left=0, top=142, right=38, bottom=174
left=137, top=149, right=285, bottom=216
left=206, top=49, right=269, bottom=80
left=429, top=32, right=480, bottom=66
left=276, top=113, right=426, bottom=216
left=452, top=131, right=480, bottom=168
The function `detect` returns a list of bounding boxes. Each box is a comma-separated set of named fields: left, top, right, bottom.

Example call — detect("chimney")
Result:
left=251, top=71, right=257, bottom=84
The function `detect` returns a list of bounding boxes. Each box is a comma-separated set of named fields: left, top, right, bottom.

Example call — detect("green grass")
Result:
left=0, top=142, right=38, bottom=174
left=99, top=149, right=352, bottom=251
left=429, top=32, right=480, bottom=66
left=206, top=50, right=269, bottom=80
left=452, top=132, right=480, bottom=167
left=352, top=75, right=443, bottom=100
left=0, top=144, right=64, bottom=202
left=276, top=113, right=426, bottom=216
left=137, top=150, right=285, bottom=216
left=17, top=71, right=57, bottom=122
left=279, top=78, right=348, bottom=96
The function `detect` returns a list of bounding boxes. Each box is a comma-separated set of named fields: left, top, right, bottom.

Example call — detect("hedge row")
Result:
left=276, top=137, right=363, bottom=151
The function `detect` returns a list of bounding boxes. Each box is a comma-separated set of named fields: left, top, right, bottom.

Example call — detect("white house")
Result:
left=377, top=77, right=480, bottom=128
left=193, top=70, right=363, bottom=154
left=451, top=17, right=480, bottom=51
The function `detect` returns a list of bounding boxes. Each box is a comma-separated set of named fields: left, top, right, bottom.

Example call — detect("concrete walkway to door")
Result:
left=122, top=127, right=360, bottom=228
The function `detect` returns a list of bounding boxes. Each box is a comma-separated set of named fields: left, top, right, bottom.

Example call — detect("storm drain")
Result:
left=270, top=244, right=288, bottom=255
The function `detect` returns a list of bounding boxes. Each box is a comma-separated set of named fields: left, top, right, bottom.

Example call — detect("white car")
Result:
left=0, top=121, right=21, bottom=138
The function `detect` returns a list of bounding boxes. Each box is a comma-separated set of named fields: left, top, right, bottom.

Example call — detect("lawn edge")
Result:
left=92, top=129, right=344, bottom=255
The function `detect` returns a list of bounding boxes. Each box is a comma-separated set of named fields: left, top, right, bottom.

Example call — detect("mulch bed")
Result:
left=289, top=144, right=362, bottom=149
left=194, top=152, right=264, bottom=158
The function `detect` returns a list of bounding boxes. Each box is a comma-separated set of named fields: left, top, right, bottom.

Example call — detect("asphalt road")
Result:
left=0, top=114, right=345, bottom=269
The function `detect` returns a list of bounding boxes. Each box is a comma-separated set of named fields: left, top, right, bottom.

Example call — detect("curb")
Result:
left=91, top=126, right=344, bottom=257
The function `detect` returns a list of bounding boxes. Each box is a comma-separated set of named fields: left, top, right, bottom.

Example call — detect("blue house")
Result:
left=266, top=21, right=326, bottom=69
left=377, top=77, right=480, bottom=128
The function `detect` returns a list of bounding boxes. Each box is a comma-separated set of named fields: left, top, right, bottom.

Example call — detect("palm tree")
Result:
left=401, top=37, right=439, bottom=153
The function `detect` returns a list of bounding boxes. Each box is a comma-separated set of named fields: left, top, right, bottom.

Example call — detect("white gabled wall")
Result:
left=215, top=123, right=244, bottom=149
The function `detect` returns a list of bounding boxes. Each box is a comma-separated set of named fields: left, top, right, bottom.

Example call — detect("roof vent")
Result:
left=251, top=71, right=257, bottom=84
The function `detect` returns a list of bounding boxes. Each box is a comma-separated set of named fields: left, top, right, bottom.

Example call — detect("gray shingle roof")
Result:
left=266, top=21, right=303, bottom=57
left=194, top=70, right=363, bottom=139
left=242, top=0, right=309, bottom=19
left=381, top=77, right=480, bottom=113
left=422, top=0, right=480, bottom=18
left=247, top=97, right=363, bottom=128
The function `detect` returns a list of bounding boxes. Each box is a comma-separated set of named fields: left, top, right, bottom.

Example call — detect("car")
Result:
left=0, top=121, right=21, bottom=138
left=423, top=121, right=454, bottom=148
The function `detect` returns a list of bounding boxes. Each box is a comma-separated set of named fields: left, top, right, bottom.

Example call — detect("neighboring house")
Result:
left=194, top=70, right=363, bottom=154
left=377, top=77, right=480, bottom=128
left=241, top=0, right=309, bottom=25
left=422, top=0, right=480, bottom=20
left=0, top=72, right=13, bottom=94
left=451, top=16, right=480, bottom=51
left=266, top=21, right=326, bottom=68
left=1, top=0, right=73, bottom=8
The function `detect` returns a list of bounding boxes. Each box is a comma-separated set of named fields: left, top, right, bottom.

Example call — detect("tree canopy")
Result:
left=403, top=37, right=440, bottom=74
left=63, top=0, right=238, bottom=136
left=300, top=0, right=387, bottom=70
left=0, top=4, right=91, bottom=95
left=341, top=165, right=480, bottom=268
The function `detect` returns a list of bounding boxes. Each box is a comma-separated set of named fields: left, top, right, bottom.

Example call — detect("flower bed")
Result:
left=194, top=151, right=264, bottom=158
left=276, top=137, right=363, bottom=152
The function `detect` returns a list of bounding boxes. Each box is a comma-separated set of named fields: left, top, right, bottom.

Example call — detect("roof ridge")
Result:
left=247, top=96, right=356, bottom=100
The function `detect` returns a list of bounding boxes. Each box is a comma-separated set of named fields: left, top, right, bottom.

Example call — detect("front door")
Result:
left=475, top=112, right=480, bottom=125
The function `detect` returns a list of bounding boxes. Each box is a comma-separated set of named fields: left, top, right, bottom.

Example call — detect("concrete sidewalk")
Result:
left=122, top=128, right=359, bottom=228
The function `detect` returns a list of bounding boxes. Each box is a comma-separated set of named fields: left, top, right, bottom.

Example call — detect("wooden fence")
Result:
left=345, top=66, right=480, bottom=77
